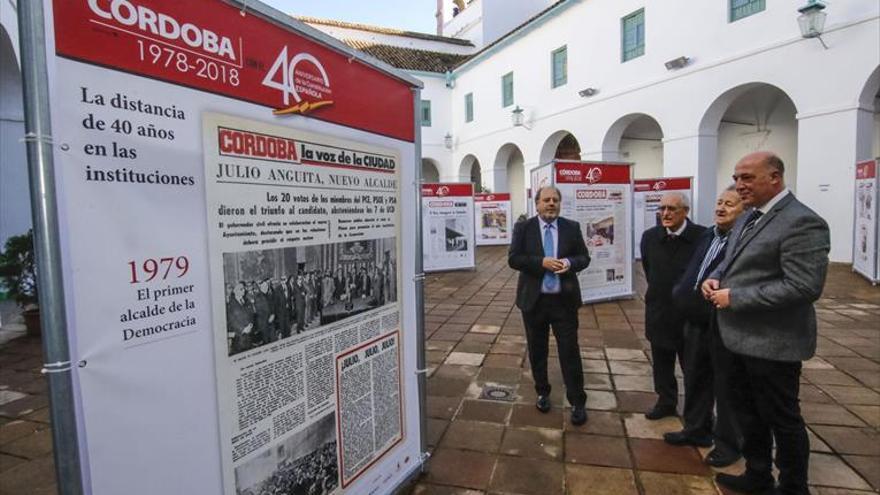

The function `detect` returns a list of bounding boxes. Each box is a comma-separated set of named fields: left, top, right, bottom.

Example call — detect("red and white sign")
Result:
left=633, top=177, right=693, bottom=192
left=553, top=161, right=634, bottom=303
left=421, top=183, right=475, bottom=271
left=474, top=193, right=512, bottom=246
left=555, top=162, right=631, bottom=184
left=421, top=183, right=474, bottom=197
left=53, top=0, right=415, bottom=141
left=853, top=160, right=879, bottom=283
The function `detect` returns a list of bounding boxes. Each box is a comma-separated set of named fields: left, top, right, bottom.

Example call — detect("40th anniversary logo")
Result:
left=262, top=46, right=334, bottom=116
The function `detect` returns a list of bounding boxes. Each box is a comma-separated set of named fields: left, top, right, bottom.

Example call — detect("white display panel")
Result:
left=854, top=160, right=879, bottom=283
left=421, top=183, right=476, bottom=272
left=43, top=1, right=422, bottom=493
left=553, top=161, right=635, bottom=303
left=474, top=193, right=512, bottom=246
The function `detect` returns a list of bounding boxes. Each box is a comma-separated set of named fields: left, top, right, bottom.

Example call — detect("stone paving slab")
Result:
left=2, top=246, right=879, bottom=494
left=410, top=247, right=879, bottom=495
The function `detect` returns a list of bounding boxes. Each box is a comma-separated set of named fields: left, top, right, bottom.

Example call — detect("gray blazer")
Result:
left=709, top=193, right=830, bottom=361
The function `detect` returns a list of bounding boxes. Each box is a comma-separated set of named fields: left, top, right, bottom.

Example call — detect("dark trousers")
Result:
left=728, top=352, right=809, bottom=495
left=681, top=321, right=741, bottom=452
left=709, top=322, right=741, bottom=453
left=522, top=294, right=586, bottom=408
left=651, top=341, right=684, bottom=410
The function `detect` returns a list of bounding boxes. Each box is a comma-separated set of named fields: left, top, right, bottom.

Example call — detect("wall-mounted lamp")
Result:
left=511, top=105, right=532, bottom=129
left=444, top=132, right=454, bottom=150
left=798, top=0, right=828, bottom=49
left=664, top=56, right=690, bottom=71
left=578, top=87, right=598, bottom=97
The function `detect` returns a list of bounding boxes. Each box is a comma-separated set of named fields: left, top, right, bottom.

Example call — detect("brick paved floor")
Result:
left=0, top=245, right=877, bottom=494
left=408, top=246, right=879, bottom=495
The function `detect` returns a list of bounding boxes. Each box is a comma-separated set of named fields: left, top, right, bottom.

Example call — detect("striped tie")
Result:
left=739, top=209, right=763, bottom=240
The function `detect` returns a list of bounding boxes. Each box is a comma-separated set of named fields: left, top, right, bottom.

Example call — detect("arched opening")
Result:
left=857, top=65, right=880, bottom=160
left=0, top=26, right=30, bottom=247
left=421, top=158, right=440, bottom=183
left=493, top=143, right=525, bottom=218
left=539, top=130, right=581, bottom=165
left=601, top=113, right=664, bottom=178
left=459, top=154, right=483, bottom=192
left=701, top=83, right=799, bottom=196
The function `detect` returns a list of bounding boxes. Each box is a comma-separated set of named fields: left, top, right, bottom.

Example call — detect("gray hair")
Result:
left=661, top=191, right=690, bottom=209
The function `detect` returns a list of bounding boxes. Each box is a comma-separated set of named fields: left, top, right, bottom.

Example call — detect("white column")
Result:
left=796, top=106, right=865, bottom=262
left=661, top=134, right=718, bottom=226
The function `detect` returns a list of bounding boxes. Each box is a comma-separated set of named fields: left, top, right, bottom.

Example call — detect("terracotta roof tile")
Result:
left=295, top=16, right=474, bottom=46
left=341, top=39, right=471, bottom=73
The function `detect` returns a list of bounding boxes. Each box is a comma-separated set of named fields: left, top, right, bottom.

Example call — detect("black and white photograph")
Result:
left=444, top=218, right=468, bottom=251
left=223, top=238, right=397, bottom=356
left=585, top=216, right=615, bottom=247
left=234, top=413, right=339, bottom=495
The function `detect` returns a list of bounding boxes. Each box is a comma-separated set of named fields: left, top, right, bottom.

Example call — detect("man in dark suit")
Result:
left=253, top=278, right=275, bottom=345
left=226, top=281, right=254, bottom=355
left=703, top=151, right=830, bottom=495
left=509, top=185, right=591, bottom=426
left=273, top=278, right=293, bottom=339
left=640, top=192, right=706, bottom=420
left=665, top=186, right=744, bottom=467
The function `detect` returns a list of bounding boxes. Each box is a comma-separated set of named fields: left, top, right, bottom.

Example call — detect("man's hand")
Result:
left=542, top=257, right=566, bottom=273
left=554, top=258, right=571, bottom=274
left=701, top=278, right=720, bottom=299
left=709, top=288, right=731, bottom=309
left=243, top=323, right=253, bottom=334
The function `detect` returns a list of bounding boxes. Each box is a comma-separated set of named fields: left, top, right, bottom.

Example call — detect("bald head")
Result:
left=733, top=151, right=785, bottom=208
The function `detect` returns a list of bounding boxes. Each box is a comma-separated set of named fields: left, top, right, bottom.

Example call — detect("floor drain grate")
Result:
left=479, top=385, right=515, bottom=402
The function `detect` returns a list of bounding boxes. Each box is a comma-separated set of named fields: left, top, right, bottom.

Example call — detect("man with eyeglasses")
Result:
left=640, top=192, right=706, bottom=420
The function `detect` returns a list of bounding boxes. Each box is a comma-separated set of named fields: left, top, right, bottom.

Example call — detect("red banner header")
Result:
left=856, top=160, right=877, bottom=180
left=474, top=193, right=510, bottom=202
left=555, top=162, right=631, bottom=185
left=53, top=0, right=415, bottom=142
left=633, top=177, right=692, bottom=192
left=421, top=183, right=474, bottom=197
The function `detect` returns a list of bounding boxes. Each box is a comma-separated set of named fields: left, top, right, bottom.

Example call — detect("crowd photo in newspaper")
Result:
left=223, top=238, right=397, bottom=356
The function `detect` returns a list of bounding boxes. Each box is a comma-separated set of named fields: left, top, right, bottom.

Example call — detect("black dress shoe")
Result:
left=663, top=430, right=713, bottom=447
left=644, top=404, right=677, bottom=420
left=571, top=406, right=587, bottom=426
left=715, top=472, right=775, bottom=494
left=536, top=395, right=551, bottom=413
left=705, top=447, right=741, bottom=467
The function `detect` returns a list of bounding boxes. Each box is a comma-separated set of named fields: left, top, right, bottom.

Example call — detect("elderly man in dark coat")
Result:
left=640, top=191, right=706, bottom=420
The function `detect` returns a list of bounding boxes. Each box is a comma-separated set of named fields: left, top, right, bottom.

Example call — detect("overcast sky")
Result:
left=262, top=0, right=438, bottom=34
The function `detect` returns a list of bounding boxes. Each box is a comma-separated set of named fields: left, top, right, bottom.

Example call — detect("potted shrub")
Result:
left=0, top=230, right=40, bottom=336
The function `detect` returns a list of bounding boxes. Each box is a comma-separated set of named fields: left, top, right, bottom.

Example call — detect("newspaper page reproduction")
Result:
left=421, top=183, right=476, bottom=272
left=854, top=160, right=879, bottom=282
left=555, top=162, right=634, bottom=302
left=203, top=113, right=403, bottom=494
left=474, top=193, right=513, bottom=246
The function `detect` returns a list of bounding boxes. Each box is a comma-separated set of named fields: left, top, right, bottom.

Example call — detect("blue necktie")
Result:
left=543, top=224, right=559, bottom=292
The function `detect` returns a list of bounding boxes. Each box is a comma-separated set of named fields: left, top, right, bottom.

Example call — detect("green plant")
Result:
left=0, top=230, right=38, bottom=308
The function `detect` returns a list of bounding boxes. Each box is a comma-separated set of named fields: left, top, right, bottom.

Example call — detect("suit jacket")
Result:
left=641, top=220, right=707, bottom=348
left=709, top=193, right=829, bottom=361
left=508, top=216, right=591, bottom=312
left=672, top=227, right=728, bottom=327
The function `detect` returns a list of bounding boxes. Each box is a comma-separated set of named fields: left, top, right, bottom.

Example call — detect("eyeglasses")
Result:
left=657, top=205, right=681, bottom=212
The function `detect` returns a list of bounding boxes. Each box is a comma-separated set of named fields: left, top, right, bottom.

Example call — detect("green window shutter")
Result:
left=420, top=100, right=432, bottom=127
left=730, top=0, right=765, bottom=22
left=502, top=72, right=514, bottom=107
left=622, top=9, right=645, bottom=62
left=551, top=46, right=567, bottom=88
left=465, top=93, right=474, bottom=123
